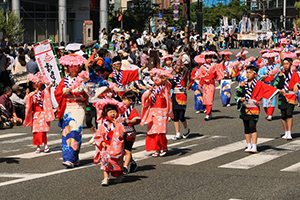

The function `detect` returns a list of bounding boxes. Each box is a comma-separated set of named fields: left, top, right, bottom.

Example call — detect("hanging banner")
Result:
left=253, top=18, right=258, bottom=32
left=231, top=18, right=236, bottom=26
left=33, top=40, right=62, bottom=108
left=223, top=16, right=228, bottom=30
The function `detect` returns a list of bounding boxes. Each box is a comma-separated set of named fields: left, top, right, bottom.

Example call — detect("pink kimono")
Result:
left=141, top=81, right=173, bottom=151
left=94, top=120, right=125, bottom=177
left=24, top=88, right=55, bottom=145
left=196, top=63, right=224, bottom=115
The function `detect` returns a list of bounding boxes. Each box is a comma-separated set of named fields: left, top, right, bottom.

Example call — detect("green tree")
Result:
left=295, top=2, right=300, bottom=28
left=0, top=9, right=6, bottom=32
left=4, top=11, right=24, bottom=44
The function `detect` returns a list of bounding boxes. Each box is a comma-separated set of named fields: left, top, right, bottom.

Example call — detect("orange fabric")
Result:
left=33, top=132, right=47, bottom=145
left=145, top=133, right=168, bottom=151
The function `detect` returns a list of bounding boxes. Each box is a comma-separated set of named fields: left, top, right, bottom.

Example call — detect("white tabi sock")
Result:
left=247, top=143, right=252, bottom=148
left=176, top=132, right=181, bottom=138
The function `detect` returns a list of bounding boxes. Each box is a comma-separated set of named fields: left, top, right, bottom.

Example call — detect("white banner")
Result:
left=33, top=40, right=62, bottom=108
left=223, top=16, right=228, bottom=30
left=253, top=18, right=258, bottom=32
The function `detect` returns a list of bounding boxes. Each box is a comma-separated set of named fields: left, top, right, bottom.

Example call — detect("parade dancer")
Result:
left=121, top=91, right=141, bottom=174
left=171, top=59, right=190, bottom=140
left=274, top=57, right=300, bottom=139
left=161, top=54, right=174, bottom=72
left=189, top=55, right=205, bottom=113
left=24, top=73, right=55, bottom=153
left=235, top=66, right=283, bottom=153
left=55, top=54, right=89, bottom=168
left=258, top=51, right=281, bottom=121
left=93, top=98, right=127, bottom=186
left=108, top=56, right=146, bottom=97
left=195, top=51, right=224, bottom=121
left=256, top=49, right=268, bottom=69
left=235, top=49, right=249, bottom=84
left=141, top=68, right=173, bottom=157
left=219, top=50, right=233, bottom=107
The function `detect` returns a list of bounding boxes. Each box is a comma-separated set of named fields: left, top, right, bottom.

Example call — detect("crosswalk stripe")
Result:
left=280, top=162, right=300, bottom=172
left=219, top=140, right=300, bottom=170
left=0, top=173, right=41, bottom=178
left=163, top=138, right=273, bottom=166
left=0, top=134, right=57, bottom=145
left=26, top=134, right=92, bottom=146
left=0, top=133, right=27, bottom=139
left=133, top=135, right=211, bottom=161
left=67, top=135, right=178, bottom=161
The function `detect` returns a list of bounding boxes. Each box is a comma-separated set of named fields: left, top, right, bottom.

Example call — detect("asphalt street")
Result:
left=1, top=49, right=300, bottom=200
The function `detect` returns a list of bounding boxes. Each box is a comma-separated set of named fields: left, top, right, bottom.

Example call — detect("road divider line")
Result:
left=280, top=162, right=300, bottom=172
left=163, top=138, right=273, bottom=166
left=0, top=133, right=27, bottom=139
left=219, top=140, right=300, bottom=170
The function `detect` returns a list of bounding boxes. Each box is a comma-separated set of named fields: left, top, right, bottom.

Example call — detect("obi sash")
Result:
left=152, top=97, right=167, bottom=108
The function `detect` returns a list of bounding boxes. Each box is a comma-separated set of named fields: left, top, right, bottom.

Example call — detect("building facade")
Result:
left=0, top=0, right=101, bottom=45
left=252, top=0, right=298, bottom=31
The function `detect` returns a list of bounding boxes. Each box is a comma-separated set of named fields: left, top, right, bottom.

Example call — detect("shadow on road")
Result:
left=0, top=157, right=19, bottom=164
left=211, top=116, right=235, bottom=120
left=116, top=175, right=148, bottom=184
left=136, top=164, right=156, bottom=172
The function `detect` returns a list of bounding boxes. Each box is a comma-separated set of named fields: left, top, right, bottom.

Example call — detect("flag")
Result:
left=118, top=10, right=123, bottom=21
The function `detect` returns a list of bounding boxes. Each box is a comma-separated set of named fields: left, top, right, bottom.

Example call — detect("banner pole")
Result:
left=49, top=38, right=64, bottom=78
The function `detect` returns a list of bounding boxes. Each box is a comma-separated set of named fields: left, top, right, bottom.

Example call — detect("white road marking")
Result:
left=0, top=135, right=212, bottom=187
left=0, top=163, right=95, bottom=187
left=0, top=133, right=27, bottom=139
left=64, top=135, right=179, bottom=161
left=0, top=134, right=57, bottom=145
left=26, top=134, right=92, bottom=146
left=219, top=140, right=300, bottom=170
left=134, top=135, right=211, bottom=161
left=281, top=162, right=300, bottom=172
left=163, top=138, right=273, bottom=166
left=0, top=173, right=41, bottom=178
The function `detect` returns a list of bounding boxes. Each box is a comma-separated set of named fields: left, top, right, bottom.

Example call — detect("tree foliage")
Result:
left=200, top=1, right=250, bottom=28
left=0, top=9, right=24, bottom=44
left=295, top=2, right=300, bottom=28
left=4, top=11, right=24, bottom=44
left=108, top=0, right=159, bottom=32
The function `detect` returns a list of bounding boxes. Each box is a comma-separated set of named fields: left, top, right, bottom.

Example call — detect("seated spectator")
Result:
left=27, top=53, right=39, bottom=74
left=10, top=84, right=26, bottom=120
left=0, top=86, right=22, bottom=126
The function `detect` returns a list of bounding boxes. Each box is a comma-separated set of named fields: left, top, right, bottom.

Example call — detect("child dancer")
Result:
left=121, top=91, right=141, bottom=173
left=161, top=55, right=174, bottom=71
left=274, top=58, right=300, bottom=139
left=195, top=51, right=224, bottom=120
left=258, top=51, right=281, bottom=121
left=171, top=60, right=190, bottom=140
left=93, top=98, right=127, bottom=186
left=235, top=66, right=283, bottom=153
left=24, top=73, right=55, bottom=153
left=141, top=68, right=173, bottom=157
left=189, top=55, right=205, bottom=113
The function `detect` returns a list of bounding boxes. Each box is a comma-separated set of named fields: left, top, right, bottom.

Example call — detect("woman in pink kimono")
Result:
left=141, top=68, right=173, bottom=157
left=24, top=72, right=55, bottom=153
left=195, top=51, right=224, bottom=120
left=93, top=98, right=127, bottom=186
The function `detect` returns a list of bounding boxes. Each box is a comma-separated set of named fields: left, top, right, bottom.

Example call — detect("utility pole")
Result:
left=197, top=0, right=203, bottom=39
left=283, top=0, right=286, bottom=30
left=184, top=0, right=190, bottom=45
